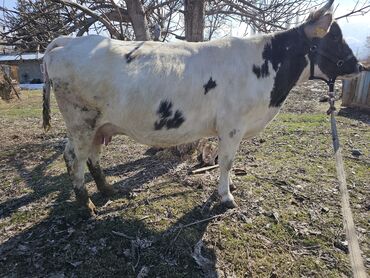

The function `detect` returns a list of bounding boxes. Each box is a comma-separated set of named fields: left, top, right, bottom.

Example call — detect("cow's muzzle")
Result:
left=359, top=63, right=370, bottom=72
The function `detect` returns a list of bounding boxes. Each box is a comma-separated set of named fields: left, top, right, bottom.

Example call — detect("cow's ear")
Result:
left=328, top=21, right=343, bottom=41
left=304, top=13, right=333, bottom=39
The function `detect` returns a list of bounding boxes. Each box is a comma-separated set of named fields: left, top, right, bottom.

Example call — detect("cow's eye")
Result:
left=310, top=45, right=317, bottom=52
left=337, top=60, right=344, bottom=67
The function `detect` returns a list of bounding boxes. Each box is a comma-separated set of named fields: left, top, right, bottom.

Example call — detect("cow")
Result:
left=42, top=0, right=366, bottom=216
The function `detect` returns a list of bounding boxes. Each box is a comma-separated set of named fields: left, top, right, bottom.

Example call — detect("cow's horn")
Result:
left=318, top=0, right=334, bottom=15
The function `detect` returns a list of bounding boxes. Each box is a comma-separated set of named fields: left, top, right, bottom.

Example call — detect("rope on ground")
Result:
left=328, top=92, right=367, bottom=278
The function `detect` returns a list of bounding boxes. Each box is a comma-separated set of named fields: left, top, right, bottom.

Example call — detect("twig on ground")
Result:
left=180, top=209, right=237, bottom=231
left=191, top=164, right=219, bottom=174
left=167, top=209, right=236, bottom=249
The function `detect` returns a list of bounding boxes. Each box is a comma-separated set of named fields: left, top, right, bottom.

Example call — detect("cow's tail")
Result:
left=42, top=36, right=74, bottom=131
left=42, top=65, right=51, bottom=131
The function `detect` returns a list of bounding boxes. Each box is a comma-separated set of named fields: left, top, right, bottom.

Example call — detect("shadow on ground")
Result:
left=338, top=106, right=370, bottom=125
left=0, top=136, right=219, bottom=277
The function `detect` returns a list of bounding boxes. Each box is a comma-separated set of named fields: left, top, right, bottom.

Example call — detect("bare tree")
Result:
left=335, top=0, right=370, bottom=20
left=184, top=0, right=205, bottom=42
left=0, top=0, right=160, bottom=49
left=1, top=1, right=69, bottom=51
left=125, top=0, right=150, bottom=40
left=2, top=0, right=369, bottom=51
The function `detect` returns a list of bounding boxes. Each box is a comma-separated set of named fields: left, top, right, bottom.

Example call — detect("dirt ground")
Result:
left=0, top=81, right=369, bottom=277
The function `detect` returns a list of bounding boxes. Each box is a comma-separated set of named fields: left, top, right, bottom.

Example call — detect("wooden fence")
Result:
left=342, top=71, right=370, bottom=109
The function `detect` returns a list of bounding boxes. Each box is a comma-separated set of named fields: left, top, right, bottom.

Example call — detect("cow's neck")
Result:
left=260, top=26, right=312, bottom=107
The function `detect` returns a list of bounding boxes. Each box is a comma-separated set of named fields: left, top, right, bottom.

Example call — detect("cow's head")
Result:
left=302, top=0, right=367, bottom=80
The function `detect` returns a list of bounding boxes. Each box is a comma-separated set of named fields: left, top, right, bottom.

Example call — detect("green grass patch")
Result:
left=0, top=90, right=58, bottom=119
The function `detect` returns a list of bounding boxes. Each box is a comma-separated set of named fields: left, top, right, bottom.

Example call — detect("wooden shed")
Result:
left=342, top=69, right=370, bottom=110
left=0, top=52, right=44, bottom=84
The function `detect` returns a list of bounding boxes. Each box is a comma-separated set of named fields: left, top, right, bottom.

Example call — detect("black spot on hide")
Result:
left=252, top=60, right=270, bottom=79
left=154, top=119, right=167, bottom=130
left=229, top=129, right=237, bottom=138
left=166, top=111, right=185, bottom=129
left=154, top=100, right=185, bottom=130
left=125, top=42, right=144, bottom=63
left=203, top=77, right=217, bottom=94
left=157, top=100, right=172, bottom=118
left=125, top=53, right=135, bottom=63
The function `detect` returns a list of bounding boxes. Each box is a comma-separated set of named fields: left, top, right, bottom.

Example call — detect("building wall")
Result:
left=18, top=61, right=43, bottom=83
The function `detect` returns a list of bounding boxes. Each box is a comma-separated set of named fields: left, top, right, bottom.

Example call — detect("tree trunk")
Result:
left=184, top=0, right=205, bottom=42
left=125, top=0, right=150, bottom=41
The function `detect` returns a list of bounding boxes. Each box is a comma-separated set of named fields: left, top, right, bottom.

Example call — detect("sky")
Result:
left=333, top=0, right=370, bottom=58
left=2, top=0, right=370, bottom=58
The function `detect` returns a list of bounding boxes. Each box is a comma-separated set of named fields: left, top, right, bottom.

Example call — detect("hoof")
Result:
left=74, top=188, right=97, bottom=217
left=77, top=199, right=97, bottom=218
left=222, top=199, right=238, bottom=209
left=229, top=183, right=237, bottom=192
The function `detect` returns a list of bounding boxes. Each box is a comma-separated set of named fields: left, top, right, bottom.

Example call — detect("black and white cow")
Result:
left=42, top=0, right=366, bottom=215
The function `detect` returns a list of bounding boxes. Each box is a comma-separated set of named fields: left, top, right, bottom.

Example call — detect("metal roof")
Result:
left=0, top=52, right=44, bottom=62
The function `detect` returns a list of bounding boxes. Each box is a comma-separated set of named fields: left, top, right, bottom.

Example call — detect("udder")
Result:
left=94, top=123, right=122, bottom=146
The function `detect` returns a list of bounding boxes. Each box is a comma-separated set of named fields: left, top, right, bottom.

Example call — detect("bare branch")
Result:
left=49, top=0, right=121, bottom=38
left=335, top=4, right=370, bottom=20
left=1, top=0, right=369, bottom=53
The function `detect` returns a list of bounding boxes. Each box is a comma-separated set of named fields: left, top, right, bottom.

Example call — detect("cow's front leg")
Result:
left=64, top=139, right=96, bottom=216
left=87, top=143, right=114, bottom=196
left=217, top=133, right=242, bottom=209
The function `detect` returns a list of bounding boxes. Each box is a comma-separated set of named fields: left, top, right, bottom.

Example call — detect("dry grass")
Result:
left=0, top=83, right=369, bottom=277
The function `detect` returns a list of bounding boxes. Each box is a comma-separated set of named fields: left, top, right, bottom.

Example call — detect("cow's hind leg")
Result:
left=64, top=138, right=96, bottom=216
left=217, top=132, right=243, bottom=209
left=87, top=143, right=114, bottom=196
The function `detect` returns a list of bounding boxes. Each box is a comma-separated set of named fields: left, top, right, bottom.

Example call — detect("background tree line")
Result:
left=1, top=0, right=369, bottom=52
